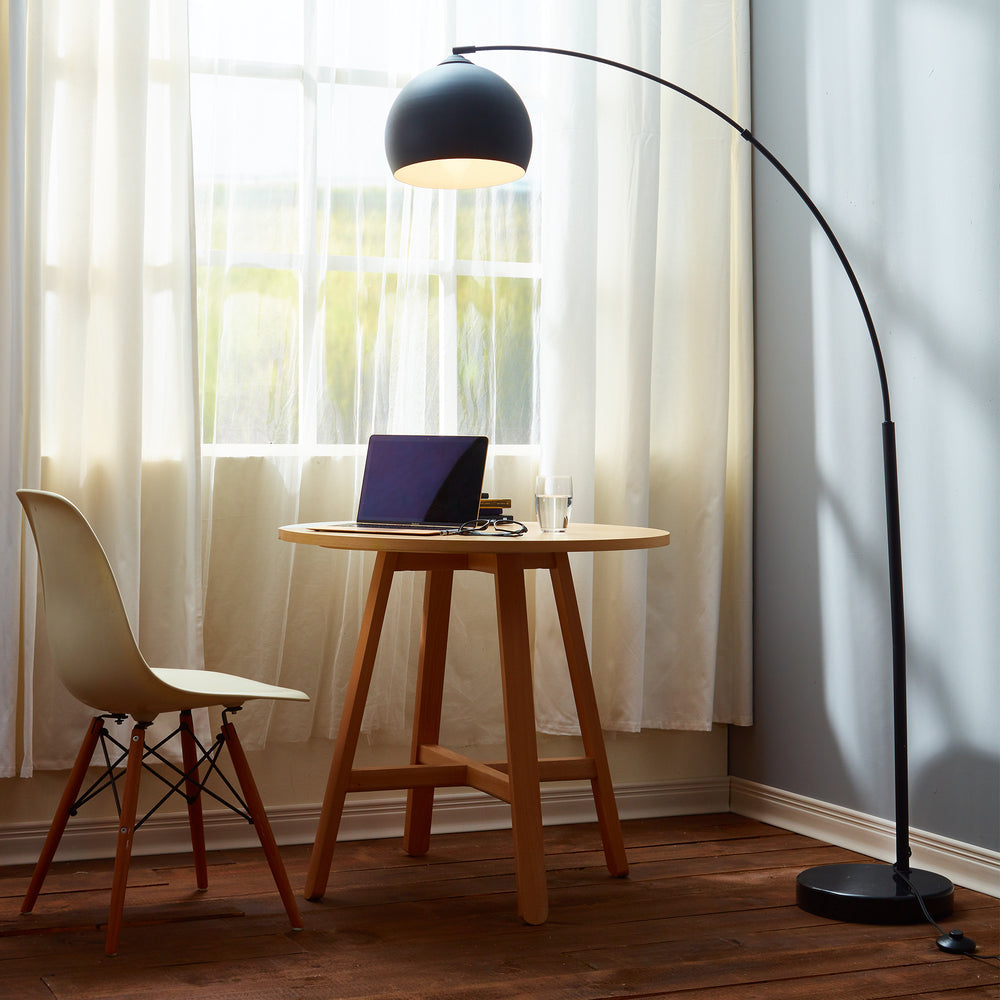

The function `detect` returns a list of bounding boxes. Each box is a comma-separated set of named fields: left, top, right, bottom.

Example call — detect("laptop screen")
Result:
left=356, top=434, right=489, bottom=526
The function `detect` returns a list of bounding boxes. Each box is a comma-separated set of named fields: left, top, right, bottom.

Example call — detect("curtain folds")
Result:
left=3, top=0, right=204, bottom=774
left=3, top=0, right=752, bottom=775
left=195, top=0, right=752, bottom=746
left=190, top=1, right=546, bottom=750
left=2, top=0, right=29, bottom=779
left=533, top=0, right=754, bottom=732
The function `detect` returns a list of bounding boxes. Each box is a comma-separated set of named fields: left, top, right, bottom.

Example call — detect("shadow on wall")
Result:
left=737, top=0, right=1000, bottom=855
left=913, top=745, right=1000, bottom=853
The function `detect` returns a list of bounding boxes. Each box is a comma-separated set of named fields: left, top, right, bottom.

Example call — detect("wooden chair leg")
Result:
left=494, top=555, right=548, bottom=926
left=306, top=551, right=398, bottom=901
left=22, top=716, right=106, bottom=914
left=549, top=554, right=629, bottom=877
left=404, top=568, right=454, bottom=857
left=221, top=719, right=303, bottom=930
left=179, top=709, right=209, bottom=891
left=105, top=722, right=147, bottom=956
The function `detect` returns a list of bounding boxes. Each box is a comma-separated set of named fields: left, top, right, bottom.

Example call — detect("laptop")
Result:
left=315, top=434, right=489, bottom=534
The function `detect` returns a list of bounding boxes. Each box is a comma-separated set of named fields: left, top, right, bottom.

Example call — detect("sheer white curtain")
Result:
left=2, top=0, right=203, bottom=775
left=192, top=0, right=752, bottom=749
left=1, top=1, right=27, bottom=778
left=2, top=0, right=752, bottom=776
left=532, top=0, right=753, bottom=732
left=190, top=1, right=543, bottom=749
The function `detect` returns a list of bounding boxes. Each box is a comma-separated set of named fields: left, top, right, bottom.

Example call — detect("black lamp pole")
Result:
left=385, top=43, right=957, bottom=926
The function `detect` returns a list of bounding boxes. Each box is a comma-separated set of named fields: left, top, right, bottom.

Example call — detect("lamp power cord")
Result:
left=893, top=868, right=1000, bottom=968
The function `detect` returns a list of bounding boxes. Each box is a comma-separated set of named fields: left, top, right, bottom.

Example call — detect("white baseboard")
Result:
left=729, top=777, right=1000, bottom=898
left=0, top=776, right=731, bottom=867
left=5, top=776, right=994, bottom=900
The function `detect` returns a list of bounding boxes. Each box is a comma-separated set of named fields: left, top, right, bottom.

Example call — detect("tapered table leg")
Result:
left=306, top=551, right=399, bottom=900
left=549, top=553, right=629, bottom=877
left=493, top=555, right=548, bottom=925
left=404, top=568, right=454, bottom=857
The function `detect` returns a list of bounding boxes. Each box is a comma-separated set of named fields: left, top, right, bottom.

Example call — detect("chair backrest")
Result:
left=17, top=489, right=163, bottom=718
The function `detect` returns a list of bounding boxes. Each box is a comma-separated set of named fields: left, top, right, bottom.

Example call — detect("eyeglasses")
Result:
left=452, top=517, right=528, bottom=537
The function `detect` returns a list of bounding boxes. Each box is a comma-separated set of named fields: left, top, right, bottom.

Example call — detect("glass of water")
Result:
left=534, top=475, right=573, bottom=532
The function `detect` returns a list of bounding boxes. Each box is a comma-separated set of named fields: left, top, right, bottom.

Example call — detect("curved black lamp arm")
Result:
left=456, top=43, right=917, bottom=881
left=455, top=44, right=892, bottom=422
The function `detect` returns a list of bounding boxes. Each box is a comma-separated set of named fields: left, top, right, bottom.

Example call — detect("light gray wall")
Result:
left=733, top=0, right=1000, bottom=852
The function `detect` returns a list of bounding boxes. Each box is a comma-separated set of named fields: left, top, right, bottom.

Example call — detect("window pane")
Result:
left=456, top=183, right=537, bottom=265
left=200, top=267, right=300, bottom=444
left=457, top=276, right=538, bottom=444
left=319, top=271, right=440, bottom=444
left=319, top=83, right=395, bottom=192
left=323, top=1, right=446, bottom=75
left=321, top=185, right=388, bottom=260
left=191, top=6, right=541, bottom=451
left=192, top=76, right=300, bottom=256
left=189, top=0, right=303, bottom=64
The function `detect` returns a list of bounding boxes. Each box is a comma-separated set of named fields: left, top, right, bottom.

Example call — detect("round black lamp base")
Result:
left=797, top=863, right=954, bottom=924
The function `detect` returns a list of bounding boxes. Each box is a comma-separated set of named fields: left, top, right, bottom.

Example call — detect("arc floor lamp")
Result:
left=383, top=45, right=957, bottom=930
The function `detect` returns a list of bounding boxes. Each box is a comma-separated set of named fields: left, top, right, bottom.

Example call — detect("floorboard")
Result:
left=1, top=815, right=996, bottom=999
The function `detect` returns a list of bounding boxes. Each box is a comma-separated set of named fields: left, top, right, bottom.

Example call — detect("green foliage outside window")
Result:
left=197, top=183, right=538, bottom=447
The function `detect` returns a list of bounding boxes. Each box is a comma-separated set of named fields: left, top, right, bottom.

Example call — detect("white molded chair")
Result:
left=17, top=489, right=310, bottom=955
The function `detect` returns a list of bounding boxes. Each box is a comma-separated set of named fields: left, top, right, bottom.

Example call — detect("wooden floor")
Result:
left=1, top=814, right=997, bottom=999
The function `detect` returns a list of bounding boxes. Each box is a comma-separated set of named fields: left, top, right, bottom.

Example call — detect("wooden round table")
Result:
left=279, top=522, right=669, bottom=924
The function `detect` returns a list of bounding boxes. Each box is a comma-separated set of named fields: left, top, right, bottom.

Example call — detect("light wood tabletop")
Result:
left=279, top=521, right=669, bottom=555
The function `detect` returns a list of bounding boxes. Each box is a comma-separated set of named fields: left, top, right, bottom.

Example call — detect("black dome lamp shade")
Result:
left=385, top=54, right=532, bottom=189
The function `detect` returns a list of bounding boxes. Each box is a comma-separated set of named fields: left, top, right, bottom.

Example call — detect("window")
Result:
left=189, top=3, right=540, bottom=452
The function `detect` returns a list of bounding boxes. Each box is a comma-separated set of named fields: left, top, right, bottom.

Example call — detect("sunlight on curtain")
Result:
left=532, top=0, right=754, bottom=732
left=190, top=0, right=752, bottom=750
left=1, top=1, right=27, bottom=778
left=190, top=0, right=543, bottom=748
left=1, top=0, right=751, bottom=778
left=3, top=0, right=202, bottom=774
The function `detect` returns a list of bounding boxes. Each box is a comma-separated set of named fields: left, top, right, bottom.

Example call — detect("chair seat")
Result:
left=152, top=667, right=309, bottom=711
left=68, top=666, right=309, bottom=723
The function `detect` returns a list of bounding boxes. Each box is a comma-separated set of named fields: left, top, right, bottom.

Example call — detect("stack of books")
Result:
left=479, top=495, right=512, bottom=520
